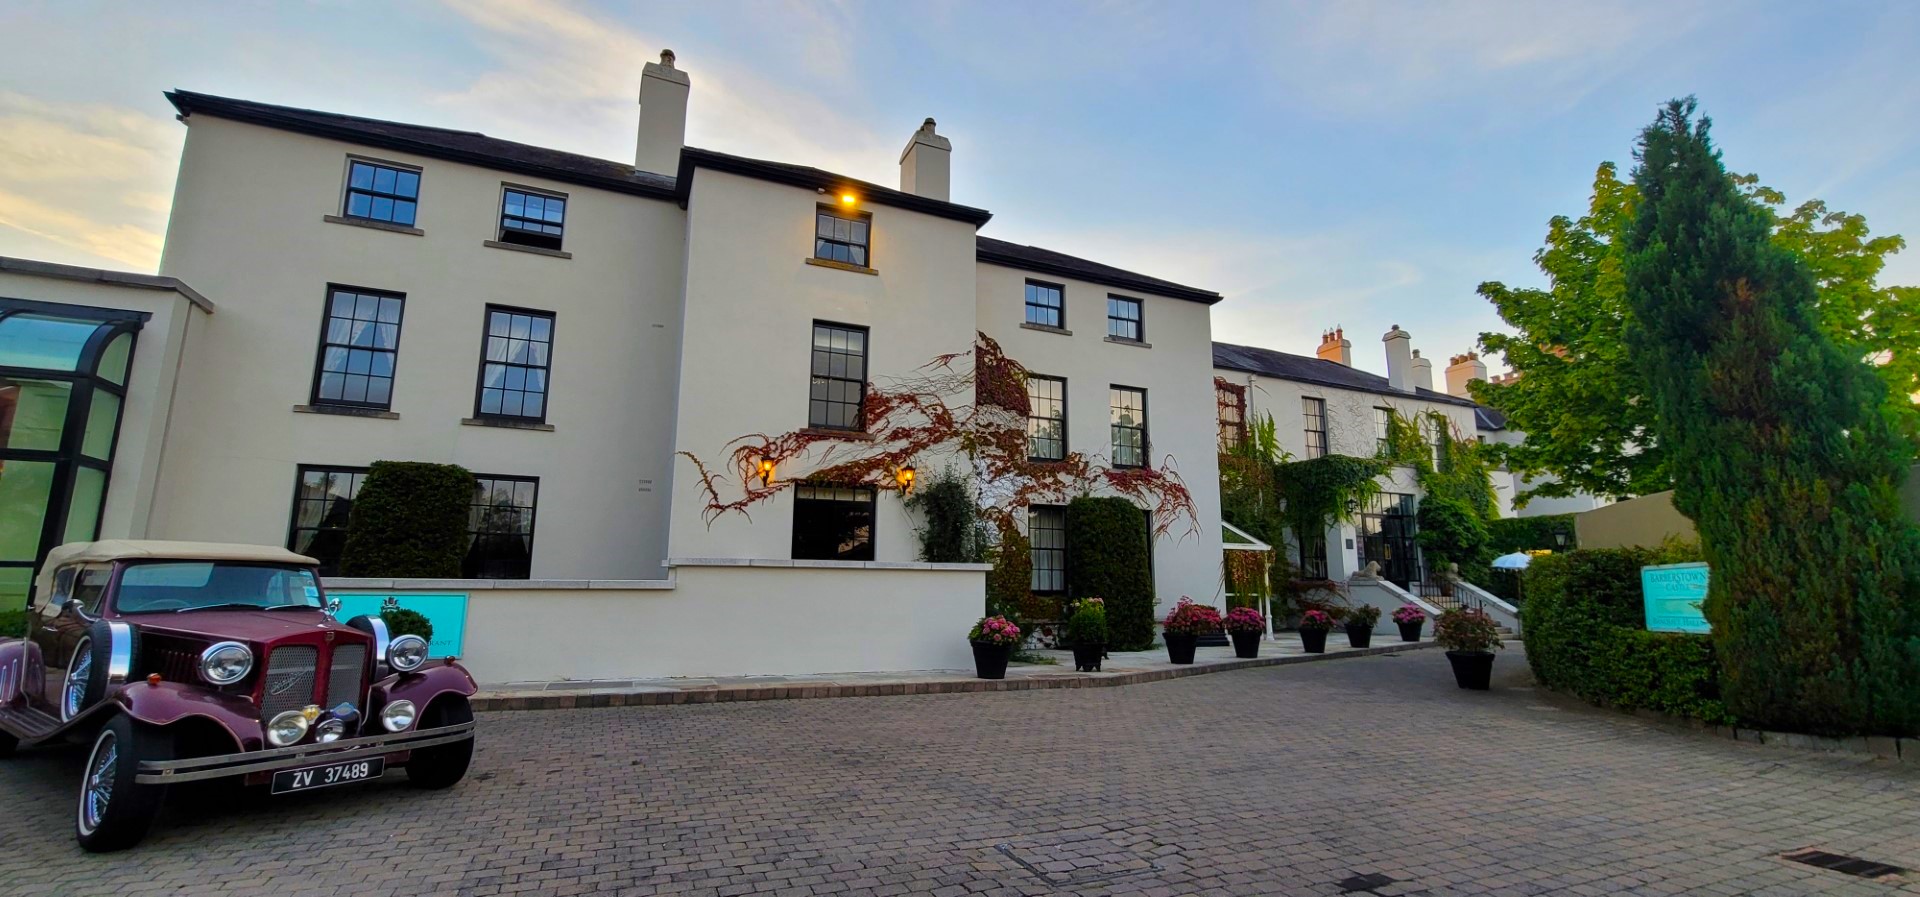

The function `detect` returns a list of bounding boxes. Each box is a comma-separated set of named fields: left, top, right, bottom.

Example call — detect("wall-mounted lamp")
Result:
left=1553, top=531, right=1568, bottom=547
left=757, top=458, right=776, bottom=487
left=896, top=465, right=916, bottom=495
left=839, top=192, right=858, bottom=206
left=1345, top=498, right=1361, bottom=515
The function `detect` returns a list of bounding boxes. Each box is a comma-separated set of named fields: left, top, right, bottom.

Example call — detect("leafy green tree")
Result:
left=1414, top=496, right=1490, bottom=582
left=1478, top=161, right=1920, bottom=503
left=1622, top=98, right=1920, bottom=736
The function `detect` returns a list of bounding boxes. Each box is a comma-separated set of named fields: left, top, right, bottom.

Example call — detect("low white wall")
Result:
left=328, top=562, right=986, bottom=684
left=1345, top=576, right=1434, bottom=635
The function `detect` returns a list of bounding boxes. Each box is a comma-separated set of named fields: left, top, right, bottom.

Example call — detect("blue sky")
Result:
left=3, top=0, right=1916, bottom=376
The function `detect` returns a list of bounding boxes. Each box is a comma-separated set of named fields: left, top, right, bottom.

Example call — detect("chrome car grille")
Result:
left=325, top=645, right=367, bottom=710
left=260, top=646, right=318, bottom=717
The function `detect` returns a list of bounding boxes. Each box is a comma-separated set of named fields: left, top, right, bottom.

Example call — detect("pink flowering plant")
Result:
left=1224, top=607, right=1267, bottom=633
left=1391, top=604, right=1427, bottom=625
left=1297, top=609, right=1336, bottom=632
left=1161, top=597, right=1224, bottom=636
left=968, top=615, right=1022, bottom=647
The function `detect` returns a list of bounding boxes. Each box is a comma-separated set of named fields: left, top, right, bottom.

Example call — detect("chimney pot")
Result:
left=1316, top=325, right=1353, bottom=366
left=660, top=49, right=676, bottom=67
left=899, top=116, right=953, bottom=201
left=1382, top=326, right=1415, bottom=393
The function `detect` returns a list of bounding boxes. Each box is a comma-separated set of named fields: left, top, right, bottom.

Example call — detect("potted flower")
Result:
left=968, top=615, right=1022, bottom=680
left=1160, top=597, right=1222, bottom=664
left=1344, top=605, right=1380, bottom=649
left=1224, top=607, right=1266, bottom=659
left=1296, top=609, right=1334, bottom=654
left=1064, top=598, right=1107, bottom=672
left=1435, top=608, right=1503, bottom=690
left=1392, top=604, right=1427, bottom=642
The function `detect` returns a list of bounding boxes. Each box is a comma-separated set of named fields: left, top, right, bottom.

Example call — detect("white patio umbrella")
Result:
left=1491, top=552, right=1533, bottom=570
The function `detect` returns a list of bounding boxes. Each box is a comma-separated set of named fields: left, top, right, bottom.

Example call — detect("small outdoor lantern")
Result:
left=839, top=192, right=858, bottom=206
left=757, top=458, right=776, bottom=486
left=1345, top=497, right=1361, bottom=515
left=1554, top=531, right=1568, bottom=547
left=897, top=465, right=916, bottom=494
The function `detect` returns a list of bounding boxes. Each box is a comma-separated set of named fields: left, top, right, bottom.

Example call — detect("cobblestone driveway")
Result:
left=1, top=649, right=1915, bottom=897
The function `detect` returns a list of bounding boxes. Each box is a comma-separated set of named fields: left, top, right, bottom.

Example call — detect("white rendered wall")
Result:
left=980, top=263, right=1226, bottom=612
left=152, top=116, right=686, bottom=578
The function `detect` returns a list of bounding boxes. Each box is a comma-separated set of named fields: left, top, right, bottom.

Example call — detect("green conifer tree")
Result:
left=1621, top=99, right=1920, bottom=735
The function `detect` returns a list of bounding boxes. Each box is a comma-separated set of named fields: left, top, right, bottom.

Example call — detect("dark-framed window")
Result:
left=475, top=307, right=554, bottom=422
left=287, top=465, right=369, bottom=576
left=0, top=301, right=141, bottom=598
left=498, top=187, right=566, bottom=251
left=808, top=322, right=867, bottom=431
left=1298, top=531, right=1328, bottom=580
left=1029, top=505, right=1066, bottom=594
left=792, top=484, right=876, bottom=561
left=1107, top=295, right=1143, bottom=342
left=1374, top=406, right=1393, bottom=458
left=1217, top=385, right=1245, bottom=452
left=1426, top=416, right=1447, bottom=470
left=1303, top=397, right=1328, bottom=459
left=1026, top=375, right=1067, bottom=461
left=814, top=206, right=871, bottom=267
left=1024, top=280, right=1064, bottom=328
left=466, top=475, right=538, bottom=579
left=1110, top=386, right=1148, bottom=468
left=342, top=159, right=420, bottom=227
left=311, top=286, right=403, bottom=410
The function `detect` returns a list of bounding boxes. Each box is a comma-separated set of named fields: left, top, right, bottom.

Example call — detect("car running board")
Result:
left=0, top=705, right=65, bottom=743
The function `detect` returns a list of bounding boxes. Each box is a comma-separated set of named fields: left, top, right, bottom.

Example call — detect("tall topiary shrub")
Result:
left=1066, top=496, right=1154, bottom=650
left=1622, top=99, right=1920, bottom=735
left=338, top=462, right=476, bottom=578
left=986, top=519, right=1035, bottom=621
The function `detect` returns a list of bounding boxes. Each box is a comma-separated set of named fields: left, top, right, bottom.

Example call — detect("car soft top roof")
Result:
left=37, top=541, right=320, bottom=598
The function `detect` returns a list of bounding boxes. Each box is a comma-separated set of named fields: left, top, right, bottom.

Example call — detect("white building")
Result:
left=0, top=53, right=1227, bottom=680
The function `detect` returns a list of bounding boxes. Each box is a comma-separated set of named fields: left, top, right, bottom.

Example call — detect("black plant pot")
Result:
left=1071, top=642, right=1104, bottom=672
left=1228, top=630, right=1261, bottom=659
left=1397, top=620, right=1424, bottom=642
left=1164, top=633, right=1199, bottom=664
left=1345, top=622, right=1374, bottom=649
left=1446, top=650, right=1496, bottom=690
left=971, top=641, right=1013, bottom=680
left=1299, top=628, right=1328, bottom=654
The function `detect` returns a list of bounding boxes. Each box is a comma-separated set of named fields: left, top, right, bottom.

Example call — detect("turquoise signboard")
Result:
left=1641, top=563, right=1710, bottom=634
left=328, top=593, right=469, bottom=658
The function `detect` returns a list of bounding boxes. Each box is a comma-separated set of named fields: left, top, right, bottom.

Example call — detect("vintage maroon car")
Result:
left=0, top=540, right=478, bottom=852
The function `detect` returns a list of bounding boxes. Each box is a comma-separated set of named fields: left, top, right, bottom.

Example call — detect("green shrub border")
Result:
left=1065, top=496, right=1155, bottom=651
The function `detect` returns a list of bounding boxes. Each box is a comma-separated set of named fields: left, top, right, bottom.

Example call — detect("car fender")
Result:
left=375, top=662, right=478, bottom=718
left=0, top=638, right=44, bottom=706
left=111, top=681, right=260, bottom=752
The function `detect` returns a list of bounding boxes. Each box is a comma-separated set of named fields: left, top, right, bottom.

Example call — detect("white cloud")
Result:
left=0, top=92, right=177, bottom=270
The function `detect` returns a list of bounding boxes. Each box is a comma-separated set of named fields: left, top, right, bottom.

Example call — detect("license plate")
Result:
left=271, top=757, right=384, bottom=794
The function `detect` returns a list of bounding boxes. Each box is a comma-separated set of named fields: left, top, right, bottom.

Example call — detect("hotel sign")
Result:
left=1641, top=563, right=1710, bottom=634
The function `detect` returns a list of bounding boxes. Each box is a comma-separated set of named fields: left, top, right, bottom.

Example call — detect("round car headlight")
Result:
left=267, top=710, right=310, bottom=747
left=381, top=700, right=416, bottom=733
left=386, top=634, right=429, bottom=673
left=314, top=718, right=346, bottom=744
left=199, top=642, right=254, bottom=685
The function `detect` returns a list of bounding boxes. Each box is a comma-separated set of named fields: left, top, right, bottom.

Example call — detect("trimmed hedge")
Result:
left=1487, top=514, right=1576, bottom=555
left=1066, top=497, right=1155, bottom=650
left=338, top=462, right=476, bottom=578
left=0, top=609, right=26, bottom=639
left=1521, top=545, right=1734, bottom=725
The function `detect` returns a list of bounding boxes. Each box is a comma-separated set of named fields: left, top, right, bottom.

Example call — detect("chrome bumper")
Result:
left=135, top=721, right=476, bottom=784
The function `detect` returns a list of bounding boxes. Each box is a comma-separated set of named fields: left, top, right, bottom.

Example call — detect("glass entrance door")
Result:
left=1357, top=492, right=1418, bottom=589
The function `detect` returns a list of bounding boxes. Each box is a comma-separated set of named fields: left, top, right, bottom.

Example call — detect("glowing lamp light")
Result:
left=839, top=193, right=858, bottom=205
left=757, top=458, right=776, bottom=486
left=897, top=465, right=916, bottom=495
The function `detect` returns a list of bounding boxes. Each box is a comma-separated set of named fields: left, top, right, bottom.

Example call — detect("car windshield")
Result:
left=114, top=562, right=325, bottom=614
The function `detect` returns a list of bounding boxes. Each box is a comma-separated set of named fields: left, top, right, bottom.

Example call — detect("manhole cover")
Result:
left=996, top=832, right=1169, bottom=886
left=1337, top=872, right=1396, bottom=892
left=1782, top=848, right=1907, bottom=881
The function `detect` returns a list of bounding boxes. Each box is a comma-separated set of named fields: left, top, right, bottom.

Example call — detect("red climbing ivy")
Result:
left=680, top=332, right=1198, bottom=538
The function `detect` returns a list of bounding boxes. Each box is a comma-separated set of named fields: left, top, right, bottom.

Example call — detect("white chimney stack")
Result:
left=898, top=118, right=951, bottom=201
left=1412, top=349, right=1434, bottom=393
left=1383, top=325, right=1415, bottom=393
left=1445, top=351, right=1490, bottom=398
left=635, top=49, right=690, bottom=176
left=1316, top=327, right=1352, bottom=367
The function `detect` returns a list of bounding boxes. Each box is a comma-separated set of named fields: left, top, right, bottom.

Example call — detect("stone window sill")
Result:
left=799, top=427, right=874, bottom=442
left=293, top=403, right=399, bottom=420
left=323, top=215, right=424, bottom=236
left=462, top=416, right=556, bottom=432
left=484, top=239, right=572, bottom=259
left=1020, top=322, right=1073, bottom=337
left=1104, top=336, right=1153, bottom=349
left=804, top=257, right=878, bottom=276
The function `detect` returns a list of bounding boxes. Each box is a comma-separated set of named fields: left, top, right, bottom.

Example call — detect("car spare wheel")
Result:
left=76, top=620, right=138, bottom=720
left=75, top=714, right=173, bottom=852
left=405, top=696, right=474, bottom=790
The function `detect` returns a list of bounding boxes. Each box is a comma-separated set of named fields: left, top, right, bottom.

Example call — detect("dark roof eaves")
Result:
left=675, top=147, right=993, bottom=227
left=166, top=90, right=679, bottom=202
left=975, top=244, right=1223, bottom=306
left=1212, top=344, right=1479, bottom=409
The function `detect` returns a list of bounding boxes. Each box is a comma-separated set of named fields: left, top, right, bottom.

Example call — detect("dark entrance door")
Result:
left=1358, top=493, right=1418, bottom=589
